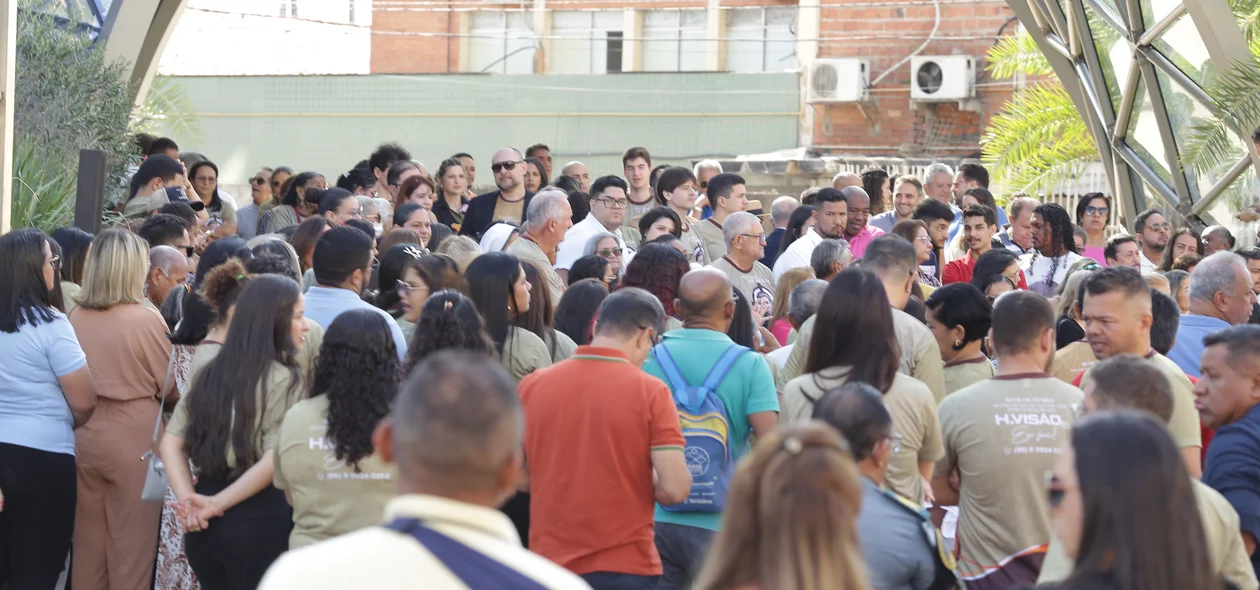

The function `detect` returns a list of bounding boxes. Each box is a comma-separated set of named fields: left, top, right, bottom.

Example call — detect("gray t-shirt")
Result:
left=857, top=478, right=937, bottom=590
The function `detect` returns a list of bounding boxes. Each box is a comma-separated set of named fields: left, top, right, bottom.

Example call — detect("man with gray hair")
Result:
left=518, top=288, right=691, bottom=588
left=1168, top=251, right=1258, bottom=377
left=999, top=195, right=1040, bottom=254
left=693, top=159, right=723, bottom=218
left=710, top=211, right=777, bottom=316
left=258, top=351, right=589, bottom=589
left=762, top=196, right=798, bottom=268
left=922, top=163, right=958, bottom=209
left=1204, top=225, right=1237, bottom=254
left=507, top=188, right=572, bottom=307
left=561, top=161, right=591, bottom=193
left=810, top=238, right=852, bottom=282
left=766, top=278, right=828, bottom=369
left=145, top=245, right=189, bottom=311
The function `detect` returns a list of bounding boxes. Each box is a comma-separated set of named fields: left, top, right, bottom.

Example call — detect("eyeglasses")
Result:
left=48, top=255, right=61, bottom=270
left=251, top=177, right=267, bottom=185
left=640, top=325, right=662, bottom=346
left=915, top=236, right=932, bottom=243
left=596, top=198, right=629, bottom=209
left=699, top=181, right=708, bottom=189
left=491, top=161, right=522, bottom=174
left=739, top=233, right=767, bottom=243
left=597, top=247, right=624, bottom=258
left=1084, top=206, right=1108, bottom=217
left=396, top=280, right=430, bottom=297
left=1146, top=222, right=1171, bottom=231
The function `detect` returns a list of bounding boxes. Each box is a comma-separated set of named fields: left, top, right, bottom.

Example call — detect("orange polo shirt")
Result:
left=519, top=346, right=685, bottom=576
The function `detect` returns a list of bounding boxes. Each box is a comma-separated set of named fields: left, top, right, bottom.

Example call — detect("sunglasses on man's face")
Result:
left=491, top=161, right=522, bottom=174
left=251, top=177, right=268, bottom=185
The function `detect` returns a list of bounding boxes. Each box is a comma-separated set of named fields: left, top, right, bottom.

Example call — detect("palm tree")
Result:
left=980, top=32, right=1098, bottom=197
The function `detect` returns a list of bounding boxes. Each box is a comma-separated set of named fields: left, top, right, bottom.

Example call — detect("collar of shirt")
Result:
left=663, top=328, right=736, bottom=344
left=1181, top=313, right=1232, bottom=331
left=305, top=285, right=363, bottom=303
left=573, top=214, right=624, bottom=243
left=571, top=346, right=630, bottom=363
left=383, top=495, right=522, bottom=546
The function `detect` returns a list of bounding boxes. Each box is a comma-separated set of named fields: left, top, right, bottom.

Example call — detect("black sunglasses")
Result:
left=251, top=177, right=267, bottom=185
left=491, top=161, right=522, bottom=173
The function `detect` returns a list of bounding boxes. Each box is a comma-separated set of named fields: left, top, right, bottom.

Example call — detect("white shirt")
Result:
left=766, top=343, right=794, bottom=369
left=259, top=495, right=589, bottom=590
left=554, top=215, right=630, bottom=271
left=1020, top=251, right=1084, bottom=297
left=1141, top=250, right=1158, bottom=273
left=772, top=228, right=824, bottom=284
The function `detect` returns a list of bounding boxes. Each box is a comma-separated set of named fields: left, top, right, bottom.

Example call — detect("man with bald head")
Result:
left=832, top=171, right=861, bottom=190
left=642, top=268, right=780, bottom=589
left=146, top=245, right=189, bottom=311
left=459, top=147, right=536, bottom=240
left=258, top=351, right=589, bottom=589
left=562, top=161, right=591, bottom=193
left=840, top=186, right=885, bottom=259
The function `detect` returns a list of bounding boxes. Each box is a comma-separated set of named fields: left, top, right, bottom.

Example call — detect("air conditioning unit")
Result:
left=910, top=55, right=975, bottom=101
left=806, top=59, right=869, bottom=103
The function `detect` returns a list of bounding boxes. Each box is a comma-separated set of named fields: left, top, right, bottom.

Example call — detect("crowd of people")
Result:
left=5, top=133, right=1260, bottom=590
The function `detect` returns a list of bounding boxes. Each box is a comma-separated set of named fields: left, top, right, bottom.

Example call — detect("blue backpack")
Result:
left=652, top=342, right=748, bottom=513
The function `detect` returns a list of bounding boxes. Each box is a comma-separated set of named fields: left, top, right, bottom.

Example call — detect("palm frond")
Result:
left=1181, top=53, right=1260, bottom=173
left=135, top=76, right=203, bottom=145
left=981, top=81, right=1100, bottom=195
left=986, top=31, right=1054, bottom=80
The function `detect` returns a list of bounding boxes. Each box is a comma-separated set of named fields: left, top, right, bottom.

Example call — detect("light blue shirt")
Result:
left=1167, top=313, right=1232, bottom=378
left=303, top=286, right=408, bottom=360
left=643, top=329, right=780, bottom=531
left=0, top=311, right=88, bottom=455
left=237, top=203, right=261, bottom=240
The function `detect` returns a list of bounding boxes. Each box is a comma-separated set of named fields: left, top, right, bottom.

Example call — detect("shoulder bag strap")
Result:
left=150, top=350, right=176, bottom=447
left=385, top=518, right=548, bottom=590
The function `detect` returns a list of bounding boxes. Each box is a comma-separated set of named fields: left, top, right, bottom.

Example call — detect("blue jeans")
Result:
left=652, top=523, right=715, bottom=590
left=581, top=572, right=659, bottom=590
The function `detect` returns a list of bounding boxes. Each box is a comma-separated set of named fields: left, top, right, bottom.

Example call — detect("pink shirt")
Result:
left=847, top=225, right=886, bottom=259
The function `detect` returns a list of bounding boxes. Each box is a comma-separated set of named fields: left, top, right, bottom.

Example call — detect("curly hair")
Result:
left=198, top=258, right=252, bottom=325
left=1033, top=203, right=1077, bottom=257
left=403, top=289, right=496, bottom=373
left=313, top=309, right=401, bottom=471
left=618, top=242, right=690, bottom=318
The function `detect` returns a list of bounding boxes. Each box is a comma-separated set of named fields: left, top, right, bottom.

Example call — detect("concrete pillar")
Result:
left=796, top=0, right=820, bottom=148
left=622, top=8, right=642, bottom=72
left=100, top=0, right=189, bottom=107
left=534, top=0, right=549, bottom=73
left=706, top=0, right=722, bottom=71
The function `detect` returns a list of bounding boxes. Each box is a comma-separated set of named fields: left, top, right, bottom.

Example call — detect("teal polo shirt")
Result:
left=642, top=328, right=780, bottom=531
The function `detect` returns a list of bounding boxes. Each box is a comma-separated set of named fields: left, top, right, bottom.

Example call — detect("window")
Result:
left=642, top=10, right=708, bottom=72
left=549, top=11, right=624, bottom=74
left=467, top=11, right=537, bottom=74
left=726, top=7, right=797, bottom=73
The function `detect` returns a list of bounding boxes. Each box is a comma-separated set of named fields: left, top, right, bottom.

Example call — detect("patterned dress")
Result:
left=155, top=344, right=199, bottom=590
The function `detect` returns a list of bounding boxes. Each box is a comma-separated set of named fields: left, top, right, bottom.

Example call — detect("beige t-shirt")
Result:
left=273, top=395, right=397, bottom=550
left=189, top=318, right=323, bottom=386
left=544, top=329, right=577, bottom=364
left=709, top=257, right=776, bottom=313
left=501, top=326, right=553, bottom=383
left=1079, top=351, right=1202, bottom=450
left=782, top=368, right=943, bottom=505
left=943, top=357, right=995, bottom=397
left=507, top=238, right=565, bottom=309
left=1037, top=479, right=1259, bottom=590
left=168, top=361, right=305, bottom=469
left=1050, top=340, right=1096, bottom=385
left=624, top=198, right=658, bottom=232
left=782, top=309, right=947, bottom=403
left=694, top=218, right=727, bottom=263
left=934, top=375, right=1082, bottom=578
left=492, top=197, right=525, bottom=227
left=679, top=219, right=708, bottom=265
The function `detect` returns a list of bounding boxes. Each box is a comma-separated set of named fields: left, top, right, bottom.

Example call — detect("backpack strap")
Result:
left=700, top=345, right=749, bottom=394
left=385, top=518, right=548, bottom=590
left=651, top=343, right=690, bottom=394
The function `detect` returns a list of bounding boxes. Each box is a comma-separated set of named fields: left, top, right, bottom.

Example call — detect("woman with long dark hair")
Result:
left=925, top=283, right=994, bottom=395
left=398, top=253, right=466, bottom=324
left=861, top=167, right=891, bottom=215
left=0, top=228, right=96, bottom=589
left=289, top=216, right=334, bottom=280
left=160, top=274, right=308, bottom=589
left=258, top=171, right=325, bottom=234
left=431, top=158, right=469, bottom=232
left=618, top=242, right=691, bottom=332
left=554, top=278, right=608, bottom=346
left=371, top=243, right=424, bottom=323
left=465, top=252, right=552, bottom=383
left=695, top=425, right=869, bottom=590
left=778, top=205, right=816, bottom=257
left=1039, top=411, right=1228, bottom=590
left=970, top=248, right=1023, bottom=295
left=780, top=267, right=942, bottom=505
left=402, top=290, right=496, bottom=373
left=189, top=160, right=238, bottom=237
left=1159, top=227, right=1204, bottom=272
left=68, top=230, right=173, bottom=589
left=51, top=226, right=94, bottom=314
left=524, top=157, right=548, bottom=193
left=516, top=261, right=577, bottom=362
left=274, top=309, right=399, bottom=549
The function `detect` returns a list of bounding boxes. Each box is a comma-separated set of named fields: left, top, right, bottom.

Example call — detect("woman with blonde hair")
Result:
left=696, top=424, right=869, bottom=590
left=769, top=267, right=814, bottom=346
left=69, top=229, right=174, bottom=590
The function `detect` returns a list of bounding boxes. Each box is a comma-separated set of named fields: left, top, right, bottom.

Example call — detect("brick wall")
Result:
left=815, top=0, right=1016, bottom=158
left=372, top=5, right=460, bottom=73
